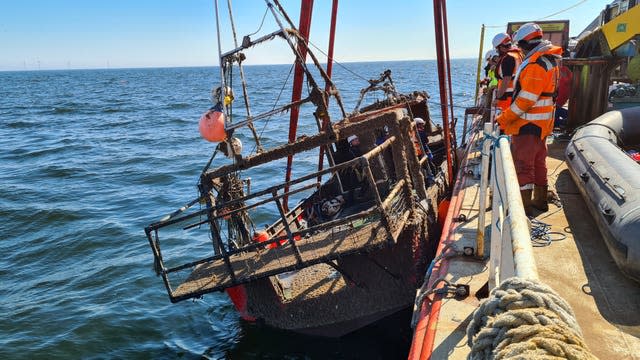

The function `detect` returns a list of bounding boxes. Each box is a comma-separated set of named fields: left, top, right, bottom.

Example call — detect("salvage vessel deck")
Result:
left=416, top=134, right=640, bottom=359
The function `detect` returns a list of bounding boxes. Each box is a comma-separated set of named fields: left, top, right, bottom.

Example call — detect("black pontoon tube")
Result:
left=566, top=106, right=640, bottom=283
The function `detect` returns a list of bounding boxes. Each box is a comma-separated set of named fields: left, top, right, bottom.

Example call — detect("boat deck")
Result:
left=170, top=209, right=410, bottom=302
left=423, top=136, right=640, bottom=359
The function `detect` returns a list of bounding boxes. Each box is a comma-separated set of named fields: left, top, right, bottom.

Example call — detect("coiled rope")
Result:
left=466, top=277, right=597, bottom=359
left=530, top=218, right=567, bottom=247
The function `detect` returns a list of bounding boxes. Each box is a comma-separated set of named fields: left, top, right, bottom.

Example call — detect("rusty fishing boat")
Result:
left=145, top=0, right=454, bottom=337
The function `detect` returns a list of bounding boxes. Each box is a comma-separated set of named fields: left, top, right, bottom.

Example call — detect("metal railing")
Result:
left=145, top=133, right=415, bottom=301
left=476, top=122, right=539, bottom=290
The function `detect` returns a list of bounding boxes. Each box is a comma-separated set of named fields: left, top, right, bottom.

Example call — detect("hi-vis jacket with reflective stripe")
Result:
left=496, top=49, right=523, bottom=110
left=497, top=41, right=562, bottom=138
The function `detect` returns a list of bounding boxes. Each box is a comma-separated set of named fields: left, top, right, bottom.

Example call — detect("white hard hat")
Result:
left=485, top=49, right=498, bottom=61
left=492, top=33, right=511, bottom=48
left=347, top=135, right=359, bottom=144
left=513, top=22, right=543, bottom=43
left=414, top=117, right=426, bottom=125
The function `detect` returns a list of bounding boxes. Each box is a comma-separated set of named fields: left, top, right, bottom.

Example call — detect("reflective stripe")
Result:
left=506, top=87, right=514, bottom=92
left=510, top=102, right=525, bottom=116
left=534, top=98, right=554, bottom=107
left=540, top=56, right=553, bottom=71
left=518, top=90, right=538, bottom=101
left=522, top=112, right=553, bottom=120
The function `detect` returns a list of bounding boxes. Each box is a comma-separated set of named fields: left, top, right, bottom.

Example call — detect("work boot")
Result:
left=532, top=185, right=549, bottom=212
left=520, top=189, right=533, bottom=217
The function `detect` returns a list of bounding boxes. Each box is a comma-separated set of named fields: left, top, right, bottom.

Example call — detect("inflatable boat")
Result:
left=566, top=106, right=640, bottom=283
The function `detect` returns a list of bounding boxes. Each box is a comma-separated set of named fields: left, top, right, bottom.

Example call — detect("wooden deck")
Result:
left=171, top=209, right=410, bottom=301
left=424, top=136, right=640, bottom=359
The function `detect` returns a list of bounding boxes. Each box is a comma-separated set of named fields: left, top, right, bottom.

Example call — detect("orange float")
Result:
left=198, top=109, right=227, bottom=142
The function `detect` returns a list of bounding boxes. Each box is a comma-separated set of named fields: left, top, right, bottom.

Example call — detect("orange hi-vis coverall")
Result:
left=498, top=42, right=562, bottom=138
left=496, top=41, right=562, bottom=187
left=495, top=49, right=523, bottom=112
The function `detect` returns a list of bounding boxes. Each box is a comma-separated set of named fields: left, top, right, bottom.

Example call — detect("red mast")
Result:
left=317, top=0, right=339, bottom=178
left=408, top=3, right=455, bottom=358
left=442, top=0, right=457, bottom=152
left=284, top=0, right=314, bottom=209
left=432, top=0, right=454, bottom=186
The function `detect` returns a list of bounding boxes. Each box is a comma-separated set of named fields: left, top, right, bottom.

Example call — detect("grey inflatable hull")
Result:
left=566, top=106, right=640, bottom=283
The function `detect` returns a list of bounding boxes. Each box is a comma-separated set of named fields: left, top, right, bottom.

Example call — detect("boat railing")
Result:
left=144, top=127, right=417, bottom=302
left=476, top=122, right=539, bottom=290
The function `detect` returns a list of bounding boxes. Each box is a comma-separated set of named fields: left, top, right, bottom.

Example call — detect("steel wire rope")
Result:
left=536, top=0, right=589, bottom=21
left=248, top=63, right=296, bottom=156
left=246, top=7, right=270, bottom=37
left=482, top=0, right=590, bottom=29
left=305, top=39, right=369, bottom=82
left=308, top=37, right=479, bottom=117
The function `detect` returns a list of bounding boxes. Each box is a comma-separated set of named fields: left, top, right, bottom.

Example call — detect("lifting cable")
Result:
left=225, top=0, right=263, bottom=152
left=246, top=7, right=270, bottom=37
left=483, top=0, right=589, bottom=29
left=249, top=63, right=296, bottom=156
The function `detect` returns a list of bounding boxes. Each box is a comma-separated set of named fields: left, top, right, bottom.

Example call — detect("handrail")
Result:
left=146, top=134, right=413, bottom=298
left=476, top=123, right=539, bottom=290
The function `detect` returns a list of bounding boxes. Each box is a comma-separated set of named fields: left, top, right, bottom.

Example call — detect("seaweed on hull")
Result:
left=144, top=0, right=451, bottom=337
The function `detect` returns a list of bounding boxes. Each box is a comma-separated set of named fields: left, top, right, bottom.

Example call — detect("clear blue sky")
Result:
left=0, top=0, right=609, bottom=71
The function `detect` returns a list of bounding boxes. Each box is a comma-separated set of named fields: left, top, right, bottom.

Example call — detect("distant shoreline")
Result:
left=0, top=58, right=476, bottom=73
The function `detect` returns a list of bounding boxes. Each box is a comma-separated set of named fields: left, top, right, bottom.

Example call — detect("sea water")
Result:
left=0, top=60, right=476, bottom=359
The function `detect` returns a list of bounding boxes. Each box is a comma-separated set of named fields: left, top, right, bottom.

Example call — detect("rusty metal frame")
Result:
left=145, top=114, right=423, bottom=300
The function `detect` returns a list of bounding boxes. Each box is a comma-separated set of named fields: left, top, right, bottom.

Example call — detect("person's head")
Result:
left=492, top=33, right=512, bottom=55
left=485, top=49, right=499, bottom=67
left=347, top=135, right=360, bottom=147
left=513, top=22, right=543, bottom=52
left=414, top=117, right=426, bottom=132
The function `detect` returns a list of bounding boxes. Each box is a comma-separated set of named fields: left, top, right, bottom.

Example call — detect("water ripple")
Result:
left=0, top=61, right=478, bottom=358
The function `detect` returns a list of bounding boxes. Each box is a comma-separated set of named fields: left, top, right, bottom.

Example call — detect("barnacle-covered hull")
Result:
left=146, top=98, right=451, bottom=336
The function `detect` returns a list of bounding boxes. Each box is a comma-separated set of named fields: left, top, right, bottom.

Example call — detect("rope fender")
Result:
left=466, top=277, right=598, bottom=360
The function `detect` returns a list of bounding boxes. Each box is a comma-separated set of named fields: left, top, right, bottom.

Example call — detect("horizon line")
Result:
left=0, top=57, right=477, bottom=73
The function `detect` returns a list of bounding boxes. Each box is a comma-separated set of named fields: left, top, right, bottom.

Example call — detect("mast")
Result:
left=432, top=0, right=454, bottom=186
left=317, top=0, right=339, bottom=180
left=441, top=0, right=457, bottom=153
left=284, top=0, right=314, bottom=209
left=474, top=25, right=486, bottom=105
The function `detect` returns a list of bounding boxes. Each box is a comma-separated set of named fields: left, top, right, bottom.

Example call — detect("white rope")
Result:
left=467, top=277, right=597, bottom=360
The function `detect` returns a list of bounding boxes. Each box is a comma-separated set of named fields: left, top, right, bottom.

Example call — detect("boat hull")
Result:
left=229, top=196, right=442, bottom=337
left=566, top=106, right=640, bottom=283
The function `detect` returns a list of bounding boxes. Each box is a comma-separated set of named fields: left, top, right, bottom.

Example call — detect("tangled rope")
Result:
left=530, top=219, right=567, bottom=247
left=466, top=277, right=597, bottom=360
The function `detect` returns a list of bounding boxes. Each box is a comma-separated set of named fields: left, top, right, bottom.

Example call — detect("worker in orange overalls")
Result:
left=495, top=23, right=562, bottom=215
left=492, top=33, right=523, bottom=113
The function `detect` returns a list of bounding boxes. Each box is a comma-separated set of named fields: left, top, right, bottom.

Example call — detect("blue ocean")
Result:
left=0, top=60, right=476, bottom=359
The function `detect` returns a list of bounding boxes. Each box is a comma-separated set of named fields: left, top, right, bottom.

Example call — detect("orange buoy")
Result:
left=253, top=231, right=276, bottom=249
left=199, top=109, right=227, bottom=142
left=253, top=231, right=269, bottom=243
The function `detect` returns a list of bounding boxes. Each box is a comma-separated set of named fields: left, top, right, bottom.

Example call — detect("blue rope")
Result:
left=489, top=134, right=512, bottom=230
